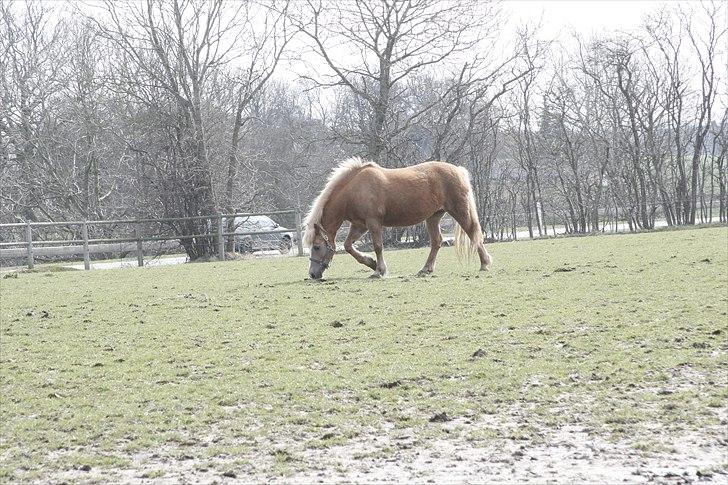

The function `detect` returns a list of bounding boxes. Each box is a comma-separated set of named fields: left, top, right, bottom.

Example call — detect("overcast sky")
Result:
left=52, top=0, right=724, bottom=113
left=284, top=1, right=677, bottom=81
left=507, top=0, right=662, bottom=37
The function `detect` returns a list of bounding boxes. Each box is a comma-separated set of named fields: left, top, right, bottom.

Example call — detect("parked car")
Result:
left=232, top=215, right=296, bottom=254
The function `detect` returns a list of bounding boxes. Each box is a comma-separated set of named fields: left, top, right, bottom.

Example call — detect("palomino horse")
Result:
left=303, top=157, right=492, bottom=279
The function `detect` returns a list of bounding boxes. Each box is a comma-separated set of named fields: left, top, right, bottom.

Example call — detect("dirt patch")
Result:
left=287, top=419, right=727, bottom=484
left=40, top=407, right=727, bottom=484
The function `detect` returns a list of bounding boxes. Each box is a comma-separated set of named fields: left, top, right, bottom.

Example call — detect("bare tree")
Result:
left=682, top=1, right=725, bottom=224
left=713, top=109, right=728, bottom=222
left=0, top=0, right=67, bottom=222
left=294, top=0, right=501, bottom=164
left=222, top=2, right=294, bottom=215
left=86, top=0, right=290, bottom=258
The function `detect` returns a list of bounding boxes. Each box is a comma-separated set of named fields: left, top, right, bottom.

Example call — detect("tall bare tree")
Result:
left=294, top=0, right=501, bottom=164
left=87, top=0, right=290, bottom=258
left=682, top=1, right=725, bottom=224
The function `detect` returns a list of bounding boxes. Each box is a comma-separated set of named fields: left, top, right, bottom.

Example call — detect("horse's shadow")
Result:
left=265, top=273, right=392, bottom=289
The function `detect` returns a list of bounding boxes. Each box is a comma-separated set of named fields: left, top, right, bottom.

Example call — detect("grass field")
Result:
left=1, top=226, right=727, bottom=483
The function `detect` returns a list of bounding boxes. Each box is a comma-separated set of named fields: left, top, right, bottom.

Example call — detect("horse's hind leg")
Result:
left=344, top=224, right=377, bottom=271
left=449, top=208, right=492, bottom=271
left=366, top=220, right=387, bottom=278
left=418, top=211, right=445, bottom=276
left=477, top=239, right=493, bottom=270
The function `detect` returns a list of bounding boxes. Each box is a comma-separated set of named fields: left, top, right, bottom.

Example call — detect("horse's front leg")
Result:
left=344, top=224, right=376, bottom=271
left=367, top=220, right=387, bottom=278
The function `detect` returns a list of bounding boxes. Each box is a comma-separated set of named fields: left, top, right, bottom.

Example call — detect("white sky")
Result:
left=283, top=1, right=672, bottom=82
left=503, top=0, right=726, bottom=115
left=46, top=0, right=725, bottom=114
left=506, top=0, right=663, bottom=38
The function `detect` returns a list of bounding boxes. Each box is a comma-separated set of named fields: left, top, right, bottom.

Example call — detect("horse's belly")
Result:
left=382, top=200, right=440, bottom=227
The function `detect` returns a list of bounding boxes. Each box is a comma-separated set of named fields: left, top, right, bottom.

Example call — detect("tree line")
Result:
left=1, top=0, right=725, bottom=258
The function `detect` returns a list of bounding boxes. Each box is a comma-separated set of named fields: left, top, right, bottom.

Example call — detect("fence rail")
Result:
left=0, top=210, right=304, bottom=270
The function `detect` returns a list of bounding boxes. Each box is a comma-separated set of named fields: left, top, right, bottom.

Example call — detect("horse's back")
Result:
left=343, top=161, right=468, bottom=227
left=385, top=160, right=459, bottom=176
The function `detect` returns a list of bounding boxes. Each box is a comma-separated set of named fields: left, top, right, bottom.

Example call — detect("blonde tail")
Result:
left=454, top=167, right=485, bottom=264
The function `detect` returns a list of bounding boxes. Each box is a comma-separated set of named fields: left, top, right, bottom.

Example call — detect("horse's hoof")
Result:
left=480, top=265, right=490, bottom=271
left=369, top=272, right=383, bottom=279
left=417, top=269, right=432, bottom=277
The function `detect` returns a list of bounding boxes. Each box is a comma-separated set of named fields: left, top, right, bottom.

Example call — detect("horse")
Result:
left=303, top=157, right=493, bottom=279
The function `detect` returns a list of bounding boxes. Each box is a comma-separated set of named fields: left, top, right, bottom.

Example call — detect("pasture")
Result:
left=1, top=226, right=726, bottom=483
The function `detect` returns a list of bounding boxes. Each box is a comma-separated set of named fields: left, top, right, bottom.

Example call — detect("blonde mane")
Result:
left=303, top=157, right=375, bottom=247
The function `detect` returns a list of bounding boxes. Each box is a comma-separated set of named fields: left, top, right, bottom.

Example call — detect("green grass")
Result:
left=1, top=226, right=726, bottom=481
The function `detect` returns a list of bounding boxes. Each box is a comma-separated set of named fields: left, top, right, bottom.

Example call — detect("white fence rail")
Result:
left=0, top=210, right=304, bottom=270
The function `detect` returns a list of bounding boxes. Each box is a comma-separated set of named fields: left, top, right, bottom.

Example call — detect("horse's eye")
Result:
left=313, top=245, right=320, bottom=251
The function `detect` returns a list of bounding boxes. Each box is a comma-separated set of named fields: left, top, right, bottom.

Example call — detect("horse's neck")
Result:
left=320, top=175, right=352, bottom=242
left=321, top=207, right=344, bottom=244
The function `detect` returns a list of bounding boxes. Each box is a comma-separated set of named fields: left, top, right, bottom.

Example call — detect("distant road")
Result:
left=509, top=218, right=670, bottom=240
left=61, top=249, right=301, bottom=271
left=63, top=255, right=189, bottom=271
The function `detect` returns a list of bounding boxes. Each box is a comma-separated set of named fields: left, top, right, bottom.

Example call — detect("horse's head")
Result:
left=308, top=223, right=335, bottom=280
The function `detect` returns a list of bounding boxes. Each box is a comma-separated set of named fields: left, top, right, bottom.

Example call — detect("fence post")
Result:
left=134, top=223, right=144, bottom=267
left=26, top=223, right=34, bottom=270
left=295, top=211, right=304, bottom=257
left=82, top=221, right=90, bottom=270
left=217, top=216, right=225, bottom=261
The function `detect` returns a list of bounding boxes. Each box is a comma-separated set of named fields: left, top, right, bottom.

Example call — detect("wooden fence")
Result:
left=0, top=210, right=304, bottom=270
